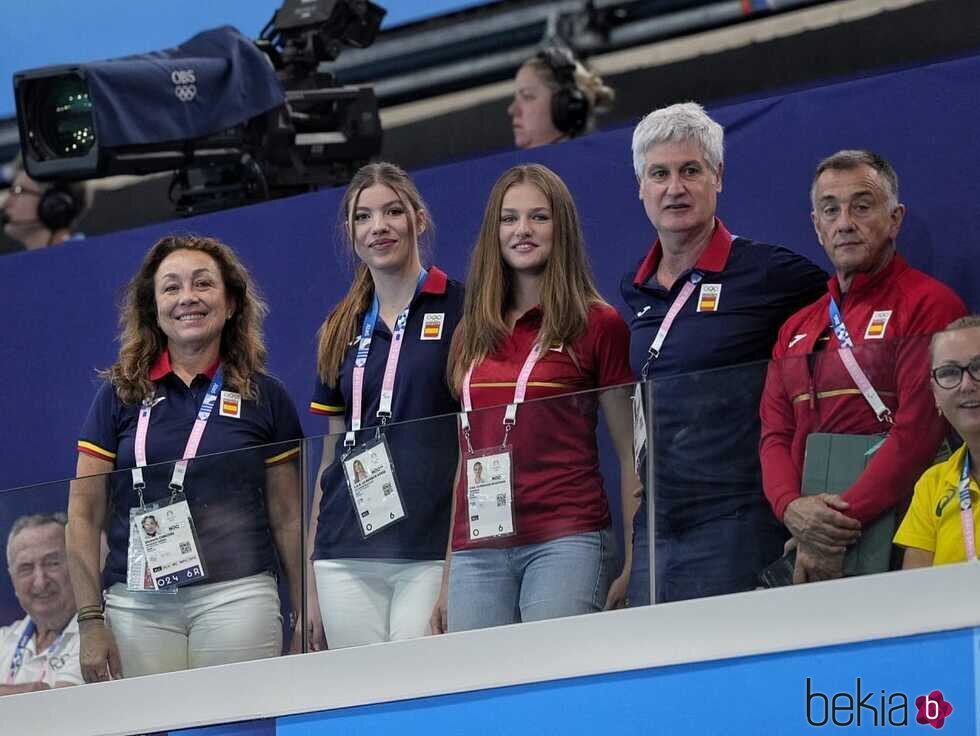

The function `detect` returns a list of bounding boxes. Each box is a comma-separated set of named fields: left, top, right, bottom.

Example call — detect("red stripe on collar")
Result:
left=633, top=218, right=734, bottom=285
left=149, top=350, right=221, bottom=382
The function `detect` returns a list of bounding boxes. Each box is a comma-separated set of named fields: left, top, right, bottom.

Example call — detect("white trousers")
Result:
left=105, top=572, right=282, bottom=677
left=314, top=558, right=443, bottom=648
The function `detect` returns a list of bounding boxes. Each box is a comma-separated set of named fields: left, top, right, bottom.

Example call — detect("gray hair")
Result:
left=930, top=315, right=980, bottom=363
left=810, top=150, right=900, bottom=210
left=631, top=102, right=724, bottom=181
left=6, top=512, right=67, bottom=567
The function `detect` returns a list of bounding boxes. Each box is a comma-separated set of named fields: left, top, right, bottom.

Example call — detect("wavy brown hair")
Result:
left=316, top=162, right=432, bottom=386
left=448, top=164, right=606, bottom=393
left=100, top=234, right=268, bottom=404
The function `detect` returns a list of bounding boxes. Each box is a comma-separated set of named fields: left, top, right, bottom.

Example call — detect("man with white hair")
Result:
left=0, top=513, right=82, bottom=695
left=621, top=102, right=827, bottom=605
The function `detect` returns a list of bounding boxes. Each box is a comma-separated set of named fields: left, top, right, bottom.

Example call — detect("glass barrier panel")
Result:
left=0, top=435, right=313, bottom=695
left=0, top=330, right=961, bottom=692
left=640, top=333, right=954, bottom=607
left=302, top=380, right=639, bottom=646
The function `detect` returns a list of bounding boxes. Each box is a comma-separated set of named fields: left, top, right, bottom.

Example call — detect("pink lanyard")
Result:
left=460, top=343, right=543, bottom=452
left=829, top=298, right=893, bottom=424
left=131, top=369, right=222, bottom=506
left=346, top=270, right=426, bottom=449
left=639, top=272, right=701, bottom=380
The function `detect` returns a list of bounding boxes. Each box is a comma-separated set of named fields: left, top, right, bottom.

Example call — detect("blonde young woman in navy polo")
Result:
left=435, top=164, right=637, bottom=633
left=309, top=163, right=464, bottom=648
left=67, top=235, right=304, bottom=682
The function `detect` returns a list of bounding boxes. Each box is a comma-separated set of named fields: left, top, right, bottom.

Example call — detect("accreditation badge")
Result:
left=343, top=434, right=406, bottom=537
left=136, top=499, right=207, bottom=590
left=127, top=505, right=168, bottom=592
left=631, top=385, right=647, bottom=473
left=464, top=448, right=515, bottom=541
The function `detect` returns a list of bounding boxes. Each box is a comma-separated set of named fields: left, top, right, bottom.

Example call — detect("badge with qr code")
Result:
left=136, top=500, right=207, bottom=590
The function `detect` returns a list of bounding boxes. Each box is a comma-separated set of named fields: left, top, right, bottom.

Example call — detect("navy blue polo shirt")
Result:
left=310, top=266, right=464, bottom=560
left=620, top=219, right=826, bottom=527
left=78, top=352, right=303, bottom=588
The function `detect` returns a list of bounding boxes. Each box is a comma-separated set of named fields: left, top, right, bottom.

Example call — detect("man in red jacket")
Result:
left=760, top=150, right=967, bottom=583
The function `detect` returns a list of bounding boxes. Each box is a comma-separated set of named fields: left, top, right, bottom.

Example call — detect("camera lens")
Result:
left=34, top=75, right=95, bottom=159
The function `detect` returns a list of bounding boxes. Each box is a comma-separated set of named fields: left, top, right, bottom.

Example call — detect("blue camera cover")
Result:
left=84, top=26, right=285, bottom=147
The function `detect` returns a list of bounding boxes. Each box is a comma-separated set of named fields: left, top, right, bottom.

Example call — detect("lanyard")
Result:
left=828, top=298, right=893, bottom=424
left=959, top=452, right=977, bottom=561
left=6, top=620, right=35, bottom=685
left=5, top=620, right=67, bottom=685
left=346, top=269, right=427, bottom=448
left=460, top=342, right=544, bottom=453
left=131, top=368, right=223, bottom=507
left=639, top=271, right=702, bottom=380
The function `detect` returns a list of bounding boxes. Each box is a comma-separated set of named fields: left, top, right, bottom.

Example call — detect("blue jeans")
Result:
left=448, top=528, right=613, bottom=632
left=628, top=502, right=787, bottom=605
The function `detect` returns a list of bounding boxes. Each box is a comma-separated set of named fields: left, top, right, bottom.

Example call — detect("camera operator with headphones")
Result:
left=1, top=159, right=88, bottom=253
left=507, top=46, right=615, bottom=150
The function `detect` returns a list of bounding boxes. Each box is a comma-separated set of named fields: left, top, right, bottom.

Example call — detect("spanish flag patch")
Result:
left=863, top=310, right=893, bottom=340
left=421, top=313, right=445, bottom=340
left=696, top=283, right=721, bottom=312
left=220, top=390, right=242, bottom=419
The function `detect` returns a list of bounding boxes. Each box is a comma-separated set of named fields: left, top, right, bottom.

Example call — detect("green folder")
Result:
left=801, top=433, right=894, bottom=576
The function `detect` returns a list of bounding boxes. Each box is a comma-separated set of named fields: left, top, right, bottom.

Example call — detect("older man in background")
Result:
left=0, top=513, right=81, bottom=695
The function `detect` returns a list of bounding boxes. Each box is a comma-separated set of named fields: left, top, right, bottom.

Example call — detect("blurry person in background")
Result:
left=0, top=158, right=88, bottom=253
left=1, top=513, right=81, bottom=695
left=507, top=46, right=615, bottom=150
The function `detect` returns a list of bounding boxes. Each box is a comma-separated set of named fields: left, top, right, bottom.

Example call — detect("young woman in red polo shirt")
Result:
left=433, top=164, right=638, bottom=632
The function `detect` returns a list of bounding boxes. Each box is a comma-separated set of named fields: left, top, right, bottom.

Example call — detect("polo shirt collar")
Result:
left=148, top=349, right=221, bottom=382
left=827, top=252, right=908, bottom=302
left=938, top=444, right=970, bottom=489
left=419, top=266, right=449, bottom=296
left=515, top=306, right=543, bottom=326
left=633, top=218, right=734, bottom=286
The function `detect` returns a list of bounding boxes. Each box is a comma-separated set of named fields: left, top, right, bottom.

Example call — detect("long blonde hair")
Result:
left=316, top=162, right=432, bottom=386
left=101, top=234, right=268, bottom=404
left=448, top=164, right=606, bottom=392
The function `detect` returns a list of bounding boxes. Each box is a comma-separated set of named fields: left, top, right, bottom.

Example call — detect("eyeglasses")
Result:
left=931, top=357, right=980, bottom=389
left=10, top=184, right=42, bottom=197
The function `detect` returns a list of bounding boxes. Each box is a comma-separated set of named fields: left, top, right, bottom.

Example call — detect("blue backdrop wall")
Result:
left=1, top=52, right=979, bottom=619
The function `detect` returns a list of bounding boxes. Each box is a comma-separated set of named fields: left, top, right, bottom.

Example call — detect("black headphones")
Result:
left=536, top=46, right=589, bottom=137
left=38, top=182, right=83, bottom=232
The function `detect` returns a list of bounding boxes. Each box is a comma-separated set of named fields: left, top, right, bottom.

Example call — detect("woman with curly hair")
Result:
left=67, top=234, right=303, bottom=681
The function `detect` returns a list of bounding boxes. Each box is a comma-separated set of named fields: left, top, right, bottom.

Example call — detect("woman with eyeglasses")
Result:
left=895, top=315, right=980, bottom=567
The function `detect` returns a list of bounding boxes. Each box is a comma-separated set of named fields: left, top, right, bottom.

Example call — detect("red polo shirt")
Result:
left=452, top=303, right=634, bottom=551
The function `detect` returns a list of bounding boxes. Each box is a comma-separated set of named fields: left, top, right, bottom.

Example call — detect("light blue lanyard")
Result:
left=828, top=297, right=853, bottom=348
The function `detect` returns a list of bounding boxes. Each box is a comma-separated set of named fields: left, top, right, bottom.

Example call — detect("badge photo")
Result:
left=697, top=283, right=721, bottom=312
left=420, top=312, right=445, bottom=340
left=864, top=310, right=893, bottom=340
left=219, top=390, right=242, bottom=418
